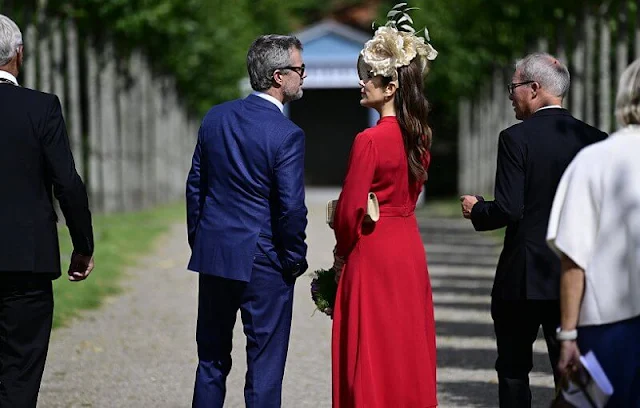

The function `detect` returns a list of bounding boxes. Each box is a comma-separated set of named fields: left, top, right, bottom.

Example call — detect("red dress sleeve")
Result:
left=334, top=132, right=378, bottom=259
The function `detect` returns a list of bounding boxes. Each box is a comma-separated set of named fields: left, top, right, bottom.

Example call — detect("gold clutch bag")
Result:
left=327, top=192, right=380, bottom=229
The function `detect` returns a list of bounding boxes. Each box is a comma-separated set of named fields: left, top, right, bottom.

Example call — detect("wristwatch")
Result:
left=556, top=327, right=578, bottom=341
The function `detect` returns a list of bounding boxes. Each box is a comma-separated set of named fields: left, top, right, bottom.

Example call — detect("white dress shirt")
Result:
left=252, top=91, right=284, bottom=113
left=547, top=125, right=640, bottom=326
left=0, top=70, right=19, bottom=86
left=535, top=104, right=563, bottom=112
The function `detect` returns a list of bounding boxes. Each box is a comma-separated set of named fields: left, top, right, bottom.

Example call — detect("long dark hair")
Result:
left=382, top=58, right=432, bottom=182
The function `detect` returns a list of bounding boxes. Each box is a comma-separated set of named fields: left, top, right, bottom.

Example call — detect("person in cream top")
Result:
left=547, top=58, right=640, bottom=407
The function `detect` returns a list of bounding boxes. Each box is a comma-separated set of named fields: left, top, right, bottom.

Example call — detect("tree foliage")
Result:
left=379, top=1, right=629, bottom=111
left=3, top=0, right=328, bottom=114
left=4, top=0, right=636, bottom=119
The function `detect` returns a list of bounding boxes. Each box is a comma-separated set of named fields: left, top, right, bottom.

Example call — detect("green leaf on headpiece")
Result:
left=397, top=15, right=414, bottom=25
left=424, top=27, right=431, bottom=41
left=400, top=24, right=415, bottom=33
left=387, top=10, right=401, bottom=18
left=392, top=2, right=408, bottom=10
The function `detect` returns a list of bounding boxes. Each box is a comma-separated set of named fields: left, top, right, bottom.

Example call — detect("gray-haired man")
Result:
left=187, top=34, right=308, bottom=408
left=0, top=14, right=94, bottom=408
left=459, top=53, right=606, bottom=407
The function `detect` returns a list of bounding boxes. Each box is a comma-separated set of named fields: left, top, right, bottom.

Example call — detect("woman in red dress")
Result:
left=331, top=18, right=439, bottom=408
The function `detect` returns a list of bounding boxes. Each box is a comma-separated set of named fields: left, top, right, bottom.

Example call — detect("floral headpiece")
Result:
left=358, top=3, right=438, bottom=81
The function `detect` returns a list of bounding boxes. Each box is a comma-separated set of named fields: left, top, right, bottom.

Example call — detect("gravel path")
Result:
left=39, top=196, right=335, bottom=408
left=38, top=189, right=556, bottom=407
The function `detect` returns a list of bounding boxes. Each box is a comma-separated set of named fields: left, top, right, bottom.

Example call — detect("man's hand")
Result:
left=460, top=195, right=479, bottom=219
left=557, top=340, right=581, bottom=377
left=68, top=251, right=94, bottom=281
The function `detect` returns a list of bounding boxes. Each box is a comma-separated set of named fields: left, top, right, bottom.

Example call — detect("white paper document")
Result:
left=561, top=351, right=614, bottom=408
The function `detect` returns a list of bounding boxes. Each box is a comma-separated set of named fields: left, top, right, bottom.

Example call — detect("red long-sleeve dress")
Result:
left=332, top=116, right=437, bottom=408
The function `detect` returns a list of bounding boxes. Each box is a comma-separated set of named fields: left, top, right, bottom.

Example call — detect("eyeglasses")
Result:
left=277, top=64, right=305, bottom=77
left=507, top=80, right=535, bottom=95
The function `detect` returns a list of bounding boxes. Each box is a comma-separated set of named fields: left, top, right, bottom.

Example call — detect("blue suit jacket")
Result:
left=186, top=94, right=308, bottom=282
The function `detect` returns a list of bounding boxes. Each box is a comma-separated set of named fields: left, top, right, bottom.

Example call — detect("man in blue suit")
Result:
left=186, top=34, right=308, bottom=408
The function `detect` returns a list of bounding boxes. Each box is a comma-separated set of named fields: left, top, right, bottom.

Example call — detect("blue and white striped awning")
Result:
left=296, top=20, right=370, bottom=89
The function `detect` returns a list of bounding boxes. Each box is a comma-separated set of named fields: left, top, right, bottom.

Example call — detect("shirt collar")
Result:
left=535, top=105, right=562, bottom=112
left=252, top=91, right=284, bottom=113
left=0, top=70, right=18, bottom=86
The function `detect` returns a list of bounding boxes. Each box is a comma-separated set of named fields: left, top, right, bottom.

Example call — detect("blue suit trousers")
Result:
left=192, top=254, right=295, bottom=408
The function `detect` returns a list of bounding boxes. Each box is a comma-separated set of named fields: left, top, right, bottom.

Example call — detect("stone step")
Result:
left=420, top=228, right=501, bottom=241
left=418, top=216, right=502, bottom=269
left=419, top=225, right=478, bottom=236
left=425, top=243, right=499, bottom=257
left=421, top=234, right=501, bottom=249
left=426, top=253, right=499, bottom=268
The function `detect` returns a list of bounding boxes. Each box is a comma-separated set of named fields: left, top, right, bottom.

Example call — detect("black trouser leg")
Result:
left=0, top=274, right=54, bottom=408
left=492, top=299, right=558, bottom=408
left=538, top=301, right=561, bottom=388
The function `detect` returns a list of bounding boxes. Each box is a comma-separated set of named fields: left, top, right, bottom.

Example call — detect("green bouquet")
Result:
left=310, top=268, right=338, bottom=317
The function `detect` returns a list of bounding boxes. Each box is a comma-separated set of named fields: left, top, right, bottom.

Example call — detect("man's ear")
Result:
left=272, top=69, right=284, bottom=87
left=530, top=81, right=540, bottom=96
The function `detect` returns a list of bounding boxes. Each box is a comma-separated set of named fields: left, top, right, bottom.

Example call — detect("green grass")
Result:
left=53, top=202, right=185, bottom=328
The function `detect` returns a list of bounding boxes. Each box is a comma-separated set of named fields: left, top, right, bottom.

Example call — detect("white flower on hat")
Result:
left=360, top=2, right=438, bottom=80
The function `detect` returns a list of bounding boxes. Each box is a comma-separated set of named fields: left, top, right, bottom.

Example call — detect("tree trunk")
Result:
left=481, top=98, right=490, bottom=194
left=469, top=100, right=480, bottom=193
left=100, top=43, right=120, bottom=213
left=636, top=0, right=640, bottom=60
left=615, top=1, right=629, bottom=129
left=585, top=10, right=596, bottom=126
left=51, top=19, right=64, bottom=105
left=129, top=52, right=144, bottom=210
left=37, top=0, right=50, bottom=93
left=24, top=24, right=36, bottom=88
left=571, top=18, right=585, bottom=120
left=140, top=59, right=153, bottom=208
left=151, top=77, right=163, bottom=205
left=37, top=30, right=50, bottom=92
left=167, top=82, right=175, bottom=201
left=65, top=19, right=84, bottom=178
left=599, top=7, right=611, bottom=132
left=555, top=24, right=569, bottom=111
left=87, top=41, right=103, bottom=212
left=489, top=70, right=503, bottom=192
left=116, top=61, right=130, bottom=211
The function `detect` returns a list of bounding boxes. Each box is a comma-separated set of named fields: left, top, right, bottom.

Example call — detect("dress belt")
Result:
left=379, top=205, right=415, bottom=217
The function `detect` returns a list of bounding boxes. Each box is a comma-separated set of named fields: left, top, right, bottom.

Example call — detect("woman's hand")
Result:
left=557, top=340, right=581, bottom=377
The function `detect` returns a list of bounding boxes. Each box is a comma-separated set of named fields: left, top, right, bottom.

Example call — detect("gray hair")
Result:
left=515, top=52, right=570, bottom=98
left=247, top=34, right=302, bottom=92
left=615, top=58, right=640, bottom=126
left=0, top=15, right=22, bottom=66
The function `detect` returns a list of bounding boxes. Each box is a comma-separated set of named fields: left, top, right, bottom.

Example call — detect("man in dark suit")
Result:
left=460, top=53, right=607, bottom=408
left=0, top=15, right=95, bottom=408
left=186, top=34, right=308, bottom=408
